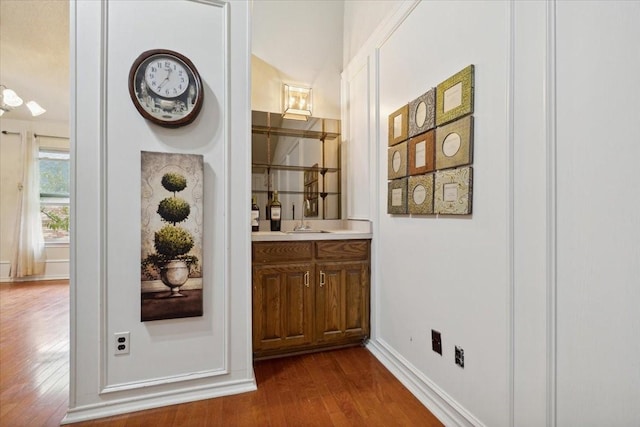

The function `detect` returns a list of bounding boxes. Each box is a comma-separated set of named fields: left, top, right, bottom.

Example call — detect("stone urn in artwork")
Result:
left=142, top=172, right=198, bottom=297
left=159, top=259, right=190, bottom=297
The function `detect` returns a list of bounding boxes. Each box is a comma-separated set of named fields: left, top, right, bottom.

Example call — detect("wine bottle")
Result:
left=251, top=195, right=260, bottom=232
left=269, top=191, right=282, bottom=231
left=265, top=194, right=271, bottom=220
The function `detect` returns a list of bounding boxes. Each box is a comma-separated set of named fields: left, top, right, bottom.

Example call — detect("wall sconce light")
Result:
left=282, top=83, right=312, bottom=121
left=0, top=84, right=47, bottom=117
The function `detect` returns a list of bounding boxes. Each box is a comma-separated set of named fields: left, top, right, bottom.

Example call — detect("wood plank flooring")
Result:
left=0, top=280, right=442, bottom=426
left=0, top=280, right=70, bottom=427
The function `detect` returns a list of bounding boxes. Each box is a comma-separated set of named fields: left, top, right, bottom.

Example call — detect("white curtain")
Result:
left=10, top=131, right=46, bottom=278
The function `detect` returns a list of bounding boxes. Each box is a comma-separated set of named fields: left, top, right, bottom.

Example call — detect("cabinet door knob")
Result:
left=319, top=271, right=325, bottom=287
left=304, top=271, right=309, bottom=287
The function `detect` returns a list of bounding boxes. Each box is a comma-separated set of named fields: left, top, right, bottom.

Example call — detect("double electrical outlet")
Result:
left=431, top=329, right=464, bottom=368
left=114, top=332, right=130, bottom=355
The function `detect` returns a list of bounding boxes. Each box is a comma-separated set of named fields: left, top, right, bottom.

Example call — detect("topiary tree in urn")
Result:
left=142, top=172, right=198, bottom=297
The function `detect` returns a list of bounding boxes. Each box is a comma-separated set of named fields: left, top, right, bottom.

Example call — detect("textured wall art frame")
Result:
left=408, top=88, right=436, bottom=137
left=388, top=104, right=409, bottom=146
left=435, top=65, right=474, bottom=126
left=435, top=115, right=474, bottom=170
left=434, top=166, right=473, bottom=215
left=387, top=177, right=408, bottom=214
left=408, top=130, right=435, bottom=176
left=388, top=141, right=408, bottom=180
left=408, top=174, right=434, bottom=215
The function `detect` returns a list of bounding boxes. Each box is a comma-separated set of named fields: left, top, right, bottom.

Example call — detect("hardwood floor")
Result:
left=0, top=280, right=69, bottom=427
left=0, top=280, right=442, bottom=426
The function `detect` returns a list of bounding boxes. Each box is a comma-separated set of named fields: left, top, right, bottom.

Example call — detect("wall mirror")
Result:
left=251, top=111, right=341, bottom=221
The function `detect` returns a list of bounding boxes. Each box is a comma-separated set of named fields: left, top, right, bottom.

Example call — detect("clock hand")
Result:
left=156, top=67, right=173, bottom=90
left=157, top=78, right=169, bottom=90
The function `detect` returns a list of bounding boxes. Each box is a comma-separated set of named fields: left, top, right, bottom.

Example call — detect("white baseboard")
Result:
left=367, top=338, right=484, bottom=427
left=61, top=378, right=257, bottom=424
left=0, top=259, right=70, bottom=282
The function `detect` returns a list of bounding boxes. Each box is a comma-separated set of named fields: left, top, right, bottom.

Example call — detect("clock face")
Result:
left=128, top=49, right=203, bottom=128
left=144, top=58, right=189, bottom=98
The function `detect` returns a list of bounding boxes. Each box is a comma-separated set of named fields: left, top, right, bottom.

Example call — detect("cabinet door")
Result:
left=315, top=261, right=369, bottom=344
left=253, top=263, right=314, bottom=352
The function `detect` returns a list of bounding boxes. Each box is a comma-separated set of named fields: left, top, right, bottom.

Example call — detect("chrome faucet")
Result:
left=294, top=199, right=312, bottom=231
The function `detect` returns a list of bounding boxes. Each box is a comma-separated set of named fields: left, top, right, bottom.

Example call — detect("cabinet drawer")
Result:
left=315, top=240, right=369, bottom=261
left=253, top=241, right=313, bottom=263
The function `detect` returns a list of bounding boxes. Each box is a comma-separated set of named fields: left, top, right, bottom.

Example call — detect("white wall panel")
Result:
left=66, top=0, right=254, bottom=422
left=555, top=1, right=640, bottom=425
left=105, top=0, right=228, bottom=389
left=511, top=1, right=549, bottom=425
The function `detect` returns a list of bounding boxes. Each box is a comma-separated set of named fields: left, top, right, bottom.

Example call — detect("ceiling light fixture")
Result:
left=26, top=101, right=47, bottom=117
left=282, top=83, right=312, bottom=121
left=0, top=85, right=46, bottom=117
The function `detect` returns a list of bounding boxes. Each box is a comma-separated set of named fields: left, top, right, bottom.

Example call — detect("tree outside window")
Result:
left=39, top=150, right=70, bottom=242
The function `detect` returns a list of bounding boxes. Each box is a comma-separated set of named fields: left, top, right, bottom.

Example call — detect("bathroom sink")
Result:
left=285, top=229, right=331, bottom=234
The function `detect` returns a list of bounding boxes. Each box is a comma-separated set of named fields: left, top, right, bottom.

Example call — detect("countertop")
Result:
left=251, top=220, right=372, bottom=241
left=252, top=230, right=372, bottom=241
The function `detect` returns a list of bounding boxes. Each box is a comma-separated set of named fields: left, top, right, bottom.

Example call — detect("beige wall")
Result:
left=251, top=0, right=343, bottom=119
left=0, top=117, right=69, bottom=281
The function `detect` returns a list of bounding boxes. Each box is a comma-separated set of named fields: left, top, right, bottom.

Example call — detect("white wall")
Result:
left=65, top=0, right=254, bottom=422
left=376, top=2, right=511, bottom=425
left=0, top=118, right=70, bottom=281
left=344, top=1, right=640, bottom=426
left=342, top=0, right=396, bottom=69
left=555, top=2, right=640, bottom=425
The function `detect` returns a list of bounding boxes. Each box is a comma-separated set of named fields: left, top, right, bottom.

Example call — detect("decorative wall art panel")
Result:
left=408, top=174, right=435, bottom=215
left=387, top=64, right=476, bottom=218
left=408, top=88, right=436, bottom=137
left=408, top=130, right=435, bottom=176
left=140, top=151, right=204, bottom=321
left=388, top=104, right=409, bottom=146
left=387, top=177, right=408, bottom=215
left=435, top=115, right=474, bottom=170
left=434, top=166, right=473, bottom=215
left=435, top=65, right=474, bottom=126
left=388, top=141, right=408, bottom=180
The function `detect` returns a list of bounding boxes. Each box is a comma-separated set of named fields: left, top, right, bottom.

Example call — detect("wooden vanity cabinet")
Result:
left=314, top=240, right=370, bottom=346
left=252, top=239, right=370, bottom=359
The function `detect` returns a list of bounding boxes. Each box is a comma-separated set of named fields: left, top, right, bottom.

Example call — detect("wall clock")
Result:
left=128, top=49, right=204, bottom=128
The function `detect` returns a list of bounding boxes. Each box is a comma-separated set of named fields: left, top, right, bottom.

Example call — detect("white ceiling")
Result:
left=0, top=0, right=69, bottom=123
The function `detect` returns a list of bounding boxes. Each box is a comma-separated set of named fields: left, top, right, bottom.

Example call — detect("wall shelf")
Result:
left=251, top=111, right=341, bottom=220
left=251, top=163, right=339, bottom=175
left=252, top=189, right=341, bottom=196
left=251, top=125, right=340, bottom=141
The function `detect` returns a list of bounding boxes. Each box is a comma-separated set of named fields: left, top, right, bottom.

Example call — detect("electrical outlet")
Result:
left=114, top=332, right=130, bottom=355
left=431, top=330, right=442, bottom=355
left=455, top=346, right=464, bottom=368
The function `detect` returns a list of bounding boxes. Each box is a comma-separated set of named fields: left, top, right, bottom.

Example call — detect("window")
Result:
left=39, top=149, right=70, bottom=242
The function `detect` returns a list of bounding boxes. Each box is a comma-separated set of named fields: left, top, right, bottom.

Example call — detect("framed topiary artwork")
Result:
left=140, top=151, right=204, bottom=321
